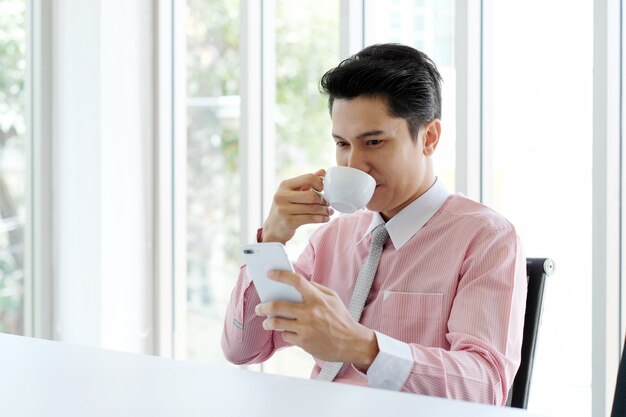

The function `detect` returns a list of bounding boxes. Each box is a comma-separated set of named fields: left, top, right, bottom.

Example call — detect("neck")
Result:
left=380, top=175, right=437, bottom=221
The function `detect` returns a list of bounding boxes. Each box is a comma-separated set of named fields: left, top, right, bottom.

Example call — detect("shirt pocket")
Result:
left=378, top=291, right=444, bottom=346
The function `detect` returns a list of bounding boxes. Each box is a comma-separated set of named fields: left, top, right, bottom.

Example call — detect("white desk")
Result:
left=0, top=334, right=547, bottom=417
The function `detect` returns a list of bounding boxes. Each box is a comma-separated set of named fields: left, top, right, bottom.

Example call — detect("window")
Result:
left=172, top=7, right=606, bottom=415
left=488, top=1, right=593, bottom=416
left=0, top=0, right=28, bottom=335
left=270, top=0, right=339, bottom=260
left=261, top=0, right=339, bottom=377
left=180, top=0, right=339, bottom=375
left=364, top=0, right=456, bottom=190
left=184, top=0, right=241, bottom=365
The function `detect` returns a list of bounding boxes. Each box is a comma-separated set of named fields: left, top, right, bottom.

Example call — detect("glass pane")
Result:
left=0, top=0, right=27, bottom=335
left=364, top=0, right=456, bottom=191
left=269, top=0, right=340, bottom=257
left=489, top=1, right=592, bottom=416
left=262, top=0, right=340, bottom=377
left=185, top=0, right=240, bottom=365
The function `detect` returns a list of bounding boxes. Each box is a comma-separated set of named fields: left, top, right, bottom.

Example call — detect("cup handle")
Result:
left=312, top=188, right=326, bottom=202
left=312, top=176, right=327, bottom=202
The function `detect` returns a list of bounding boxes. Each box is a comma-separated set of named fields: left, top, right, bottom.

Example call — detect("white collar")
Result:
left=358, top=178, right=450, bottom=250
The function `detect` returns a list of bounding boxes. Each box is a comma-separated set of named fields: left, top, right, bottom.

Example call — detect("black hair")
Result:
left=319, top=43, right=442, bottom=140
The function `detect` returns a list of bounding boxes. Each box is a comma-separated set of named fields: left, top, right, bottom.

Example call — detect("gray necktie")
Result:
left=317, top=224, right=389, bottom=382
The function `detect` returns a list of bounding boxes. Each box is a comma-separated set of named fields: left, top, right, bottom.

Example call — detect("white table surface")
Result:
left=0, top=333, right=549, bottom=417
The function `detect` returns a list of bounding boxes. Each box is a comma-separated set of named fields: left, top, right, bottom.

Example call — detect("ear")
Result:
left=422, top=119, right=441, bottom=156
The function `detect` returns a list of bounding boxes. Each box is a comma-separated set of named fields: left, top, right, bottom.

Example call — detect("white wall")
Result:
left=51, top=0, right=154, bottom=354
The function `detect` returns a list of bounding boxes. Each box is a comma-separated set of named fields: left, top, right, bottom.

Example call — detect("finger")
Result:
left=280, top=173, right=324, bottom=193
left=255, top=300, right=302, bottom=318
left=281, top=331, right=298, bottom=345
left=281, top=214, right=332, bottom=228
left=278, top=201, right=332, bottom=217
left=281, top=189, right=328, bottom=206
left=293, top=214, right=333, bottom=223
left=271, top=202, right=332, bottom=228
left=262, top=316, right=300, bottom=333
left=267, top=270, right=315, bottom=298
left=313, top=168, right=326, bottom=177
left=298, top=169, right=325, bottom=192
left=310, top=281, right=337, bottom=296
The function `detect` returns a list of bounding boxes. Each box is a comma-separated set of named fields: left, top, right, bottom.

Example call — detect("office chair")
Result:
left=506, top=257, right=555, bottom=409
left=611, top=335, right=626, bottom=417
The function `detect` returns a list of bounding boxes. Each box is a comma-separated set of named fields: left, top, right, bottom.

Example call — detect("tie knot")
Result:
left=371, top=224, right=389, bottom=248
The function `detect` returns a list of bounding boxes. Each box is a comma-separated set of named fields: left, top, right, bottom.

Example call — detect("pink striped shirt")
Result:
left=221, top=180, right=527, bottom=405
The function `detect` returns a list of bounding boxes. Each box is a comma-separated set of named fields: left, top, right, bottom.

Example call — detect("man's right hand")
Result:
left=261, top=169, right=333, bottom=244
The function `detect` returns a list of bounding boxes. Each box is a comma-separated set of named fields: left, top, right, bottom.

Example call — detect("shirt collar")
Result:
left=358, top=178, right=450, bottom=250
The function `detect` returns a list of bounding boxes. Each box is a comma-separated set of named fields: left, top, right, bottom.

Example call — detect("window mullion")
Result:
left=28, top=0, right=54, bottom=340
left=454, top=0, right=483, bottom=201
left=240, top=0, right=264, bottom=246
left=155, top=0, right=175, bottom=358
left=593, top=0, right=622, bottom=416
left=261, top=0, right=276, bottom=220
left=172, top=0, right=188, bottom=359
left=340, top=0, right=364, bottom=59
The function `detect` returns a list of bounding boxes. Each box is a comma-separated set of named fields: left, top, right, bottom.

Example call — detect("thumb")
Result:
left=313, top=168, right=326, bottom=177
left=298, top=169, right=326, bottom=191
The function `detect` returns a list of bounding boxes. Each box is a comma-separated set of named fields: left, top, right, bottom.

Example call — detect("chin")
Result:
left=365, top=201, right=383, bottom=213
left=366, top=192, right=386, bottom=213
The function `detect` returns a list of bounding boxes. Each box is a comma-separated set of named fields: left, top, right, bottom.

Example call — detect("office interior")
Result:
left=0, top=1, right=623, bottom=416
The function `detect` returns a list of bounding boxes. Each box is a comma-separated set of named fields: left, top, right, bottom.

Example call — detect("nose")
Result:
left=346, top=147, right=369, bottom=172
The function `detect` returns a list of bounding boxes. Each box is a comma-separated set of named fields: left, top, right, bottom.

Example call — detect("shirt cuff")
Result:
left=366, top=331, right=413, bottom=391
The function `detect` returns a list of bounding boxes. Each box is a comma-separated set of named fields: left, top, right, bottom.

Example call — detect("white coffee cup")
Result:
left=319, top=166, right=376, bottom=213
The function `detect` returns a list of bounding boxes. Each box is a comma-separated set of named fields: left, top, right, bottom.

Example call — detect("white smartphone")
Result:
left=242, top=242, right=303, bottom=304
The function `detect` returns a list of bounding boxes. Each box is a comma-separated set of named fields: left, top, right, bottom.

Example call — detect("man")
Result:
left=221, top=43, right=526, bottom=405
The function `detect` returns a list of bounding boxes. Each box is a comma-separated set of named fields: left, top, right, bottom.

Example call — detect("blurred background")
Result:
left=0, top=1, right=613, bottom=416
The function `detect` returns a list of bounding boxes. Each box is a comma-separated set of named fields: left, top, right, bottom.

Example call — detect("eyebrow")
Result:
left=332, top=130, right=386, bottom=140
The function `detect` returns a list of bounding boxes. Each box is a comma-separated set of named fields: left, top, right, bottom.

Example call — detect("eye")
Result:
left=335, top=141, right=349, bottom=148
left=367, top=139, right=383, bottom=146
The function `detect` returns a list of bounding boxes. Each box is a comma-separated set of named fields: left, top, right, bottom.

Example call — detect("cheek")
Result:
left=335, top=149, right=348, bottom=166
left=390, top=153, right=423, bottom=187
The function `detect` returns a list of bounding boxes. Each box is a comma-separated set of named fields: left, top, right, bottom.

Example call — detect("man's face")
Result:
left=331, top=96, right=440, bottom=220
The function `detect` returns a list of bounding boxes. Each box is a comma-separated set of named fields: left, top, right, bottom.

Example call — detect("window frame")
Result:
left=12, top=0, right=53, bottom=339
left=593, top=0, right=623, bottom=416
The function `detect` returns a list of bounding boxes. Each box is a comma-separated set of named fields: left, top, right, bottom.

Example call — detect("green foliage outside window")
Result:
left=0, top=0, right=27, bottom=334
left=274, top=0, right=338, bottom=178
left=183, top=0, right=338, bottom=363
